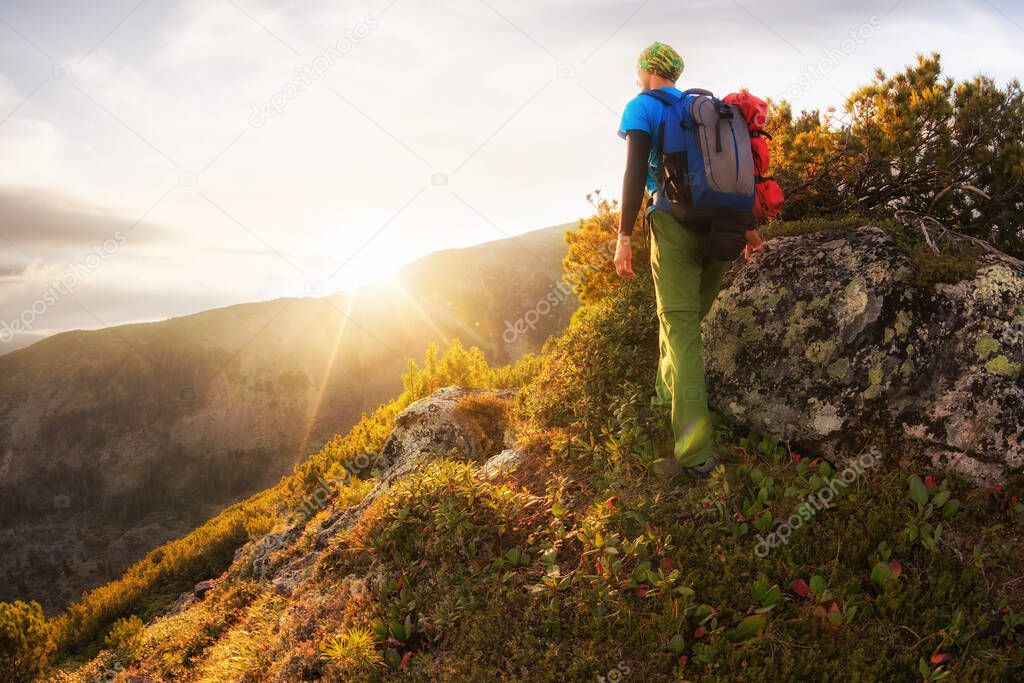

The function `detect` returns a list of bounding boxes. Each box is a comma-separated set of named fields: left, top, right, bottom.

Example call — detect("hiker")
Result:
left=614, top=42, right=765, bottom=479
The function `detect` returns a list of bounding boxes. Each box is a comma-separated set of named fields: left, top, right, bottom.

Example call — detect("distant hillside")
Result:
left=0, top=223, right=578, bottom=612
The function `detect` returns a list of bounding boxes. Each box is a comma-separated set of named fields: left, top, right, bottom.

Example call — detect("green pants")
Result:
left=649, top=210, right=729, bottom=466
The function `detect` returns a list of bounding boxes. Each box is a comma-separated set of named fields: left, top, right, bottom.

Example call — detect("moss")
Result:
left=894, top=310, right=912, bottom=337
left=861, top=384, right=882, bottom=400
left=868, top=364, right=884, bottom=386
left=805, top=341, right=838, bottom=365
left=985, top=355, right=1021, bottom=377
left=762, top=213, right=982, bottom=289
left=975, top=334, right=1000, bottom=361
left=827, top=358, right=850, bottom=379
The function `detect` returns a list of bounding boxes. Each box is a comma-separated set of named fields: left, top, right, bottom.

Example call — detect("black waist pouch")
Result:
left=708, top=219, right=747, bottom=261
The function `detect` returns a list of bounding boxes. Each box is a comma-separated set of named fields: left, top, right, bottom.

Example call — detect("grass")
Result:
left=39, top=216, right=1024, bottom=682
left=761, top=213, right=982, bottom=287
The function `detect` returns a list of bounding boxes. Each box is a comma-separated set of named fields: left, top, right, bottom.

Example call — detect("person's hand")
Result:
left=743, top=228, right=764, bottom=262
left=614, top=234, right=636, bottom=280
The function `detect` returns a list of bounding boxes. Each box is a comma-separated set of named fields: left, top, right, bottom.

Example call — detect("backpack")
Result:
left=643, top=88, right=785, bottom=224
left=641, top=88, right=757, bottom=225
left=722, top=90, right=785, bottom=221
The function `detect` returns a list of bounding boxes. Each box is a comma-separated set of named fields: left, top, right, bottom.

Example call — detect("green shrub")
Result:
left=0, top=600, right=54, bottom=683
left=103, top=615, right=143, bottom=654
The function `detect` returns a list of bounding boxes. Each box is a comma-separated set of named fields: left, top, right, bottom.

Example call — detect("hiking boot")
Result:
left=683, top=454, right=720, bottom=480
left=652, top=456, right=683, bottom=480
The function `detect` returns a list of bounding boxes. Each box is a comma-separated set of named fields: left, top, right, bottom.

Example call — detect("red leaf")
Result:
left=811, top=457, right=823, bottom=466
left=595, top=562, right=602, bottom=574
left=994, top=484, right=1005, bottom=493
left=660, top=558, right=674, bottom=573
left=694, top=626, right=706, bottom=639
left=888, top=560, right=903, bottom=579
left=791, top=452, right=802, bottom=463
left=605, top=496, right=617, bottom=509
left=924, top=475, right=937, bottom=489
left=792, top=578, right=811, bottom=597
left=400, top=651, right=413, bottom=670
left=930, top=652, right=951, bottom=665
left=635, top=584, right=650, bottom=598
left=829, top=601, right=840, bottom=612
left=1012, top=496, right=1019, bottom=505
left=678, top=655, right=688, bottom=667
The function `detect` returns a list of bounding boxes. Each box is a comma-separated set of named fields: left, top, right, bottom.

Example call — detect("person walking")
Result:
left=613, top=42, right=763, bottom=479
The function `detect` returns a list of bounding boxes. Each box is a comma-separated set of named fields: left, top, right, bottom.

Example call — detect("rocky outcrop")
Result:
left=234, top=386, right=514, bottom=593
left=704, top=226, right=1023, bottom=483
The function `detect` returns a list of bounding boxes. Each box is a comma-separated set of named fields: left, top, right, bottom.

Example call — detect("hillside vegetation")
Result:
left=0, top=53, right=1021, bottom=682
left=31, top=213, right=1024, bottom=681
left=0, top=223, right=573, bottom=613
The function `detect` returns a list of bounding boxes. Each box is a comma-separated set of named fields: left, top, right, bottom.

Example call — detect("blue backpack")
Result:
left=642, top=88, right=756, bottom=225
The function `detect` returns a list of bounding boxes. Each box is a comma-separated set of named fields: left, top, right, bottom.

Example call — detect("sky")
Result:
left=1, top=0, right=1023, bottom=350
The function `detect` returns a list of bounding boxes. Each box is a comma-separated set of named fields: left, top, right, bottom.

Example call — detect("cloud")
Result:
left=0, top=186, right=174, bottom=249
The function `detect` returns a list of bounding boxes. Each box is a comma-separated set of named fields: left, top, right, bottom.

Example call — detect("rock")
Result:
left=167, top=591, right=195, bottom=617
left=376, top=386, right=514, bottom=475
left=193, top=579, right=216, bottom=598
left=241, top=386, right=515, bottom=587
left=167, top=578, right=218, bottom=615
left=319, top=386, right=513, bottom=531
left=704, top=226, right=1023, bottom=483
left=481, top=448, right=527, bottom=479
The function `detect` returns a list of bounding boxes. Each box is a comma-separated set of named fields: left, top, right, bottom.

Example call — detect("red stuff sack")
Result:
left=750, top=135, right=770, bottom=176
left=723, top=90, right=768, bottom=132
left=724, top=89, right=783, bottom=221
left=753, top=178, right=784, bottom=221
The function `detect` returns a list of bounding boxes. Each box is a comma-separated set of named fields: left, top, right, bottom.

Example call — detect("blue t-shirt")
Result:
left=618, top=86, right=682, bottom=194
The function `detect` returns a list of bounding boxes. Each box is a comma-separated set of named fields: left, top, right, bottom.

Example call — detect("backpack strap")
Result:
left=639, top=88, right=682, bottom=106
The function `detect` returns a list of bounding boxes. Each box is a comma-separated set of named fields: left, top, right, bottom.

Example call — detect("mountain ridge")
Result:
left=0, top=222, right=578, bottom=613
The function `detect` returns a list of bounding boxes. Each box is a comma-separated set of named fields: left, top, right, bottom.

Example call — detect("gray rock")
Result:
left=167, top=578, right=218, bottom=615
left=239, top=386, right=514, bottom=587
left=481, top=448, right=527, bottom=479
left=704, top=226, right=1023, bottom=483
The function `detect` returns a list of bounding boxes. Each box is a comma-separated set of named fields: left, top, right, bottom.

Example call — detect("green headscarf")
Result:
left=637, top=42, right=684, bottom=82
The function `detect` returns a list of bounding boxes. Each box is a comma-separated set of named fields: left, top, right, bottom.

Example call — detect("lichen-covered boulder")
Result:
left=235, top=386, right=514, bottom=590
left=375, top=385, right=513, bottom=479
left=704, top=226, right=1024, bottom=483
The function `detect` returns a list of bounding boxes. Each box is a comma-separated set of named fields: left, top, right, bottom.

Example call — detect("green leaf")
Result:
left=871, top=561, right=894, bottom=590
left=932, top=490, right=951, bottom=508
left=809, top=574, right=827, bottom=595
left=728, top=614, right=767, bottom=642
left=667, top=633, right=686, bottom=655
left=908, top=475, right=928, bottom=508
left=384, top=648, right=402, bottom=670
left=942, top=499, right=960, bottom=518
